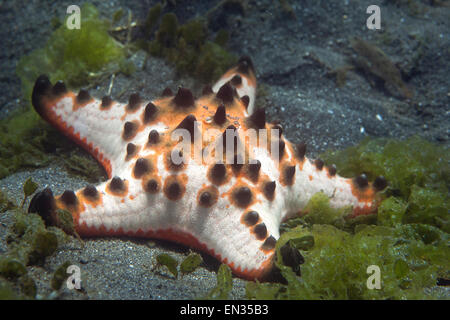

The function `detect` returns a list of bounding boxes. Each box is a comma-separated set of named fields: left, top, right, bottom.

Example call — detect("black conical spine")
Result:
left=127, top=93, right=141, bottom=111
left=176, top=115, right=197, bottom=142
left=247, top=108, right=266, bottom=129
left=296, top=143, right=307, bottom=160
left=213, top=105, right=227, bottom=125
left=373, top=176, right=388, bottom=191
left=148, top=129, right=160, bottom=144
left=264, top=181, right=276, bottom=200
left=143, top=102, right=158, bottom=123
left=173, top=87, right=195, bottom=108
left=101, top=96, right=113, bottom=108
left=284, top=165, right=296, bottom=185
left=216, top=82, right=235, bottom=104
left=354, top=174, right=369, bottom=189
left=52, top=81, right=67, bottom=96
left=76, top=89, right=91, bottom=104
left=315, top=159, right=324, bottom=170
left=241, top=95, right=250, bottom=109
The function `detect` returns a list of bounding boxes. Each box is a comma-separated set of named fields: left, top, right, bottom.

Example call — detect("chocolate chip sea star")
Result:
left=28, top=57, right=387, bottom=280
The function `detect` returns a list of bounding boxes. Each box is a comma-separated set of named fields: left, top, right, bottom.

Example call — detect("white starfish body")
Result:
left=29, top=57, right=386, bottom=280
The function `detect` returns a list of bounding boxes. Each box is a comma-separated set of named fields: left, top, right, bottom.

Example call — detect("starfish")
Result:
left=28, top=57, right=387, bottom=280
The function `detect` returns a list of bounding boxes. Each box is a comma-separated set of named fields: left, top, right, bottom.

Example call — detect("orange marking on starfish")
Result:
left=106, top=180, right=129, bottom=197
left=349, top=181, right=376, bottom=202
left=77, top=190, right=103, bottom=208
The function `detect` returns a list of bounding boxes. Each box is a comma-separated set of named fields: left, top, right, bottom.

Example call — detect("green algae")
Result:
left=6, top=178, right=68, bottom=266
left=0, top=181, right=74, bottom=299
left=214, top=29, right=229, bottom=47
left=321, top=136, right=449, bottom=232
left=406, top=185, right=448, bottom=230
left=16, top=3, right=129, bottom=101
left=0, top=279, right=18, bottom=300
left=180, top=252, right=203, bottom=276
left=6, top=210, right=62, bottom=266
left=246, top=136, right=449, bottom=300
left=280, top=191, right=375, bottom=234
left=0, top=258, right=27, bottom=279
left=0, top=110, right=53, bottom=179
left=301, top=192, right=352, bottom=225
left=247, top=224, right=449, bottom=299
left=246, top=281, right=284, bottom=300
left=20, top=177, right=38, bottom=208
left=145, top=3, right=237, bottom=83
left=204, top=264, right=233, bottom=300
left=284, top=235, right=315, bottom=252
left=155, top=251, right=202, bottom=279
left=144, top=3, right=162, bottom=35
left=0, top=257, right=38, bottom=298
left=112, top=8, right=125, bottom=25
left=154, top=13, right=179, bottom=49
left=0, top=190, right=16, bottom=213
left=378, top=196, right=408, bottom=227
left=0, top=258, right=37, bottom=299
left=194, top=41, right=237, bottom=83
left=53, top=209, right=82, bottom=243
left=63, top=152, right=106, bottom=183
left=51, top=261, right=72, bottom=291
left=22, top=178, right=38, bottom=200
left=155, top=253, right=179, bottom=278
left=17, top=274, right=37, bottom=298
left=28, top=231, right=58, bottom=265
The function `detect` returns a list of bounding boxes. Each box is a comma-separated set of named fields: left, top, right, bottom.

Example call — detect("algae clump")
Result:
left=0, top=279, right=18, bottom=300
left=204, top=264, right=233, bottom=300
left=247, top=224, right=449, bottom=299
left=63, top=152, right=107, bottom=183
left=321, top=136, right=449, bottom=232
left=180, top=252, right=203, bottom=276
left=0, top=111, right=53, bottom=179
left=247, top=136, right=449, bottom=300
left=301, top=192, right=352, bottom=225
left=6, top=210, right=64, bottom=266
left=377, top=196, right=407, bottom=227
left=0, top=182, right=72, bottom=299
left=0, top=189, right=16, bottom=213
left=51, top=261, right=73, bottom=291
left=145, top=3, right=237, bottom=83
left=16, top=2, right=129, bottom=100
left=155, top=253, right=179, bottom=278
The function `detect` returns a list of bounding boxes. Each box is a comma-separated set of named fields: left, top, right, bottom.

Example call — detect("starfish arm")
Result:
left=212, top=56, right=257, bottom=115
left=31, top=75, right=158, bottom=177
left=277, top=141, right=382, bottom=221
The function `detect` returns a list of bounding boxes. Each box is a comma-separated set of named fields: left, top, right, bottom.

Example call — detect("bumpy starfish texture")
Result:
left=29, top=56, right=387, bottom=280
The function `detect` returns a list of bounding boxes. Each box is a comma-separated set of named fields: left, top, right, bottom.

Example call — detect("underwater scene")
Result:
left=0, top=0, right=448, bottom=301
